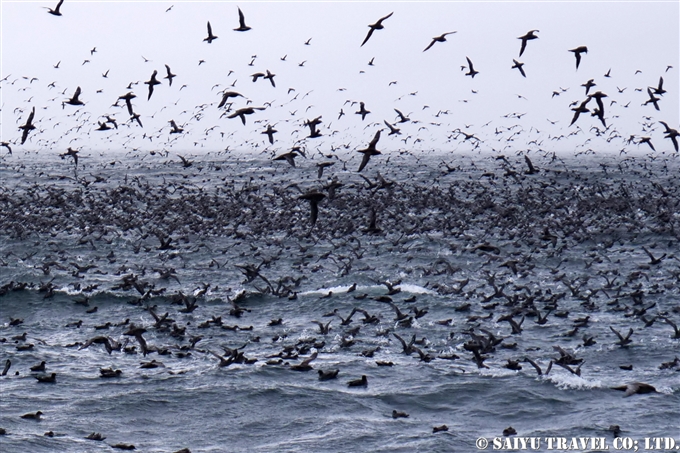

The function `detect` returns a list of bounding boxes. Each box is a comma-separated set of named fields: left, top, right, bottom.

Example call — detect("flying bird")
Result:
left=423, top=32, right=456, bottom=52
left=234, top=7, right=251, bottom=31
left=204, top=21, right=218, bottom=43
left=464, top=57, right=479, bottom=78
left=19, top=107, right=36, bottom=145
left=569, top=46, right=588, bottom=70
left=64, top=86, right=84, bottom=106
left=46, top=0, right=64, bottom=16
left=217, top=90, right=244, bottom=109
left=298, top=191, right=326, bottom=227
left=517, top=30, right=539, bottom=56
left=227, top=107, right=265, bottom=125
left=511, top=60, right=526, bottom=78
left=164, top=65, right=176, bottom=86
left=144, top=70, right=161, bottom=100
left=361, top=12, right=393, bottom=47
left=357, top=129, right=382, bottom=172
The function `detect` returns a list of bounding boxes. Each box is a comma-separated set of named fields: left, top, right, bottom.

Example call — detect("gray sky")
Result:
left=1, top=1, right=678, bottom=156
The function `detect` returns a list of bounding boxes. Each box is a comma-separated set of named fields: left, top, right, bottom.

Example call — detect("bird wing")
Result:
left=207, top=21, right=213, bottom=35
left=361, top=28, right=375, bottom=47
left=423, top=39, right=436, bottom=52
left=357, top=152, right=371, bottom=172
left=238, top=7, right=247, bottom=28
left=368, top=129, right=381, bottom=148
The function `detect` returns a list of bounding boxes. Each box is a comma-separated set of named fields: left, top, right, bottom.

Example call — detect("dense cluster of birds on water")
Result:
left=1, top=1, right=679, bottom=450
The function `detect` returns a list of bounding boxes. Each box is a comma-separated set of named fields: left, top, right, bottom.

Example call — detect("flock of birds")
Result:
left=1, top=1, right=679, bottom=451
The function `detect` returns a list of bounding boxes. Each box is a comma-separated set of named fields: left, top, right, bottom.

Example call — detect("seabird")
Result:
left=361, top=12, right=393, bottom=47
left=217, top=91, right=243, bottom=109
left=511, top=60, right=526, bottom=78
left=46, top=0, right=64, bottom=16
left=64, top=86, right=84, bottom=106
left=423, top=32, right=456, bottom=52
left=144, top=70, right=161, bottom=100
left=234, top=7, right=251, bottom=31
left=347, top=375, right=368, bottom=387
left=298, top=191, right=326, bottom=226
left=317, top=369, right=339, bottom=380
left=357, top=129, right=382, bottom=172
left=355, top=102, right=370, bottom=121
left=611, top=382, right=657, bottom=397
left=227, top=107, right=265, bottom=125
left=35, top=373, right=56, bottom=383
left=164, top=65, right=176, bottom=86
left=21, top=411, right=43, bottom=420
left=273, top=151, right=298, bottom=167
left=464, top=57, right=479, bottom=78
left=262, top=124, right=277, bottom=144
left=517, top=30, right=538, bottom=56
left=569, top=46, right=588, bottom=70
left=19, top=107, right=36, bottom=144
left=204, top=21, right=218, bottom=43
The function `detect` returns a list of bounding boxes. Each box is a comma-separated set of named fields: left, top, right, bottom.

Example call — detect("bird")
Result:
left=610, top=326, right=634, bottom=347
left=1, top=142, right=12, bottom=154
left=464, top=57, right=479, bottom=78
left=164, top=65, right=176, bottom=86
left=517, top=30, right=539, bottom=56
left=30, top=361, right=46, bottom=372
left=317, top=369, right=339, bottom=380
left=217, top=91, right=244, bottom=109
left=355, top=102, right=370, bottom=121
left=569, top=46, right=588, bottom=70
left=227, top=107, right=265, bottom=125
left=20, top=411, right=43, bottom=420
left=512, top=59, right=526, bottom=78
left=273, top=151, right=298, bottom=167
left=35, top=373, right=56, bottom=383
left=347, top=375, right=368, bottom=387
left=118, top=92, right=136, bottom=115
left=144, top=70, right=161, bottom=100
left=60, top=147, right=79, bottom=166
left=651, top=76, right=666, bottom=96
left=392, top=410, right=409, bottom=419
left=19, top=107, right=36, bottom=144
left=357, top=129, right=382, bottom=172
left=582, top=79, right=596, bottom=95
left=64, top=86, right=84, bottom=106
left=234, top=7, right=251, bottom=31
left=423, top=32, right=456, bottom=52
left=169, top=120, right=183, bottom=134
left=361, top=12, right=393, bottom=46
left=524, top=155, right=538, bottom=174
left=46, top=0, right=64, bottom=16
left=298, top=191, right=326, bottom=226
left=204, top=21, right=217, bottom=43
left=262, top=124, right=277, bottom=144
left=1, top=359, right=10, bottom=376
left=611, top=383, right=657, bottom=397
left=570, top=98, right=591, bottom=126
left=383, top=120, right=401, bottom=135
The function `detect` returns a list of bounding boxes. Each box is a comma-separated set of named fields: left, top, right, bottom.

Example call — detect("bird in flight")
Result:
left=357, top=129, right=382, bottom=172
left=204, top=21, right=218, bottom=43
left=164, top=65, right=176, bottom=86
left=464, top=57, right=479, bottom=78
left=512, top=60, right=526, bottom=78
left=46, top=0, right=64, bottom=16
left=423, top=32, right=456, bottom=52
left=517, top=30, right=539, bottom=57
left=234, top=7, right=251, bottom=31
left=19, top=107, right=36, bottom=145
left=299, top=191, right=326, bottom=227
left=227, top=107, right=265, bottom=125
left=569, top=46, right=588, bottom=70
left=64, top=86, right=84, bottom=106
left=144, top=70, right=161, bottom=100
left=361, top=12, right=393, bottom=47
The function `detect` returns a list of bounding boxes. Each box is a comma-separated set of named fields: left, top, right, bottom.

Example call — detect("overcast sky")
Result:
left=1, top=1, right=678, bottom=156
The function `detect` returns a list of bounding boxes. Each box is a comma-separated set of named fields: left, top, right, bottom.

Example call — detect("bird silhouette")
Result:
left=144, top=70, right=161, bottom=100
left=46, top=0, right=64, bottom=16
left=19, top=107, right=36, bottom=144
left=357, top=129, right=382, bottom=172
left=517, top=30, right=539, bottom=56
left=361, top=12, right=393, bottom=46
left=569, top=46, right=588, bottom=70
left=423, top=32, right=456, bottom=52
left=204, top=21, right=218, bottom=43
left=234, top=7, right=251, bottom=31
left=465, top=57, right=479, bottom=78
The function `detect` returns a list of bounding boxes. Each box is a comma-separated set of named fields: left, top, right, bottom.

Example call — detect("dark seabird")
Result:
left=651, top=76, right=666, bottom=96
left=46, top=0, right=64, bottom=16
left=118, top=92, right=136, bottom=115
left=217, top=91, right=244, bottom=109
left=524, top=155, right=538, bottom=174
left=347, top=375, right=368, bottom=387
left=64, top=86, right=84, bottom=106
left=569, top=46, right=588, bottom=70
left=21, top=411, right=43, bottom=420
left=30, top=361, right=46, bottom=372
left=570, top=98, right=590, bottom=126
left=383, top=120, right=401, bottom=135
left=144, top=70, right=161, bottom=100
left=610, top=326, right=633, bottom=347
left=262, top=124, right=277, bottom=144
left=392, top=410, right=409, bottom=419
left=273, top=151, right=297, bottom=167
left=169, top=120, right=183, bottom=134
left=234, top=7, right=251, bottom=31
left=19, top=107, right=36, bottom=144
left=204, top=21, right=218, bottom=43
left=298, top=191, right=326, bottom=226
left=100, top=367, right=122, bottom=378
left=517, top=30, right=538, bottom=56
left=60, top=147, right=79, bottom=166
left=355, top=102, right=370, bottom=121
left=611, top=382, right=657, bottom=397
left=227, top=107, right=265, bottom=125
left=423, top=32, right=456, bottom=52
left=433, top=425, right=449, bottom=433
left=464, top=57, right=479, bottom=78
left=643, top=87, right=660, bottom=111
left=503, top=427, right=517, bottom=436
left=394, top=108, right=410, bottom=123
left=512, top=60, right=526, bottom=78
left=659, top=121, right=679, bottom=151
left=1, top=142, right=11, bottom=154
left=318, top=369, right=339, bottom=380
left=357, top=129, right=382, bottom=172
left=111, top=443, right=136, bottom=450
left=361, top=12, right=393, bottom=47
left=164, top=65, right=176, bottom=86
left=316, top=162, right=334, bottom=178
